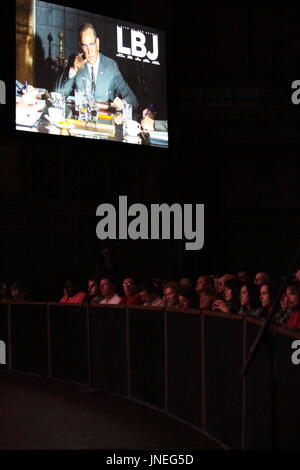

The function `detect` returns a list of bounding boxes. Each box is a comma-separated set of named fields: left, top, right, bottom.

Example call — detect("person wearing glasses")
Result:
left=120, top=276, right=143, bottom=305
left=55, top=23, right=138, bottom=110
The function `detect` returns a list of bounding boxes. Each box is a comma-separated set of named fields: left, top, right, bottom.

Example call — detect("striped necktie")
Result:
left=91, top=66, right=96, bottom=96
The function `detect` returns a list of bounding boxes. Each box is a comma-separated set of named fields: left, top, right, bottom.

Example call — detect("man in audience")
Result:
left=120, top=276, right=143, bottom=305
left=99, top=276, right=122, bottom=305
left=60, top=279, right=86, bottom=304
left=254, top=272, right=270, bottom=286
left=140, top=280, right=164, bottom=307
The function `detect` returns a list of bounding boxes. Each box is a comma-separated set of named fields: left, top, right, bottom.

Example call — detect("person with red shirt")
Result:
left=60, top=279, right=87, bottom=304
left=120, top=276, right=143, bottom=306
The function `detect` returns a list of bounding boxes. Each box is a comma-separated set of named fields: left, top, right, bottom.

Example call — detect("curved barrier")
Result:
left=1, top=301, right=300, bottom=449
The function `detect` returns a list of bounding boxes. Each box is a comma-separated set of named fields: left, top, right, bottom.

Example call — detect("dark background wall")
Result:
left=1, top=0, right=300, bottom=300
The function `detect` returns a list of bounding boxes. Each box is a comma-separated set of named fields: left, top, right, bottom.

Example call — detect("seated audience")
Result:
left=140, top=280, right=164, bottom=307
left=286, top=281, right=300, bottom=329
left=99, top=276, right=122, bottom=305
left=213, top=278, right=243, bottom=314
left=120, top=276, right=143, bottom=305
left=238, top=282, right=261, bottom=317
left=60, top=279, right=87, bottom=304
left=195, top=275, right=217, bottom=309
left=163, top=282, right=181, bottom=309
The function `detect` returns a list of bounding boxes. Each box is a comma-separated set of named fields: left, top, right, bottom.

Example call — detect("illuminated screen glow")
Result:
left=15, top=1, right=168, bottom=148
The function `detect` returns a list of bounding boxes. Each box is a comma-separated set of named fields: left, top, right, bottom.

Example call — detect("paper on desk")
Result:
left=16, top=110, right=43, bottom=127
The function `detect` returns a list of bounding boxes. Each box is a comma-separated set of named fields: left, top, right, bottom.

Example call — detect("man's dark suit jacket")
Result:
left=56, top=53, right=138, bottom=109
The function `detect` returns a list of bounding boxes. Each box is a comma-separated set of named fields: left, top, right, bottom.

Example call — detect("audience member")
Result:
left=99, top=276, right=122, bottom=305
left=195, top=275, right=217, bottom=309
left=140, top=280, right=164, bottom=307
left=163, top=282, right=180, bottom=309
left=216, top=274, right=235, bottom=298
left=60, top=279, right=87, bottom=304
left=120, top=276, right=143, bottom=305
left=11, top=282, right=30, bottom=302
left=178, top=286, right=198, bottom=309
left=238, top=282, right=261, bottom=317
left=274, top=290, right=291, bottom=325
left=86, top=277, right=103, bottom=305
left=259, top=282, right=277, bottom=317
left=213, top=278, right=243, bottom=314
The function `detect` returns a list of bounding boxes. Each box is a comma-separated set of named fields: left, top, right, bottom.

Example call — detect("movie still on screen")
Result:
left=15, top=0, right=168, bottom=147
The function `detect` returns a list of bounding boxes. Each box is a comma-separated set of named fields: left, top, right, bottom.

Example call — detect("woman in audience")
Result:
left=259, top=282, right=278, bottom=317
left=178, top=286, right=198, bottom=309
left=238, top=282, right=261, bottom=317
left=195, top=275, right=217, bottom=310
left=163, top=282, right=180, bottom=309
left=273, top=290, right=291, bottom=325
left=86, top=277, right=103, bottom=305
left=213, top=278, right=243, bottom=314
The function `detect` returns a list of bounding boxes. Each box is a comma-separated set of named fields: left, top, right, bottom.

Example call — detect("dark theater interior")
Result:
left=1, top=0, right=300, bottom=455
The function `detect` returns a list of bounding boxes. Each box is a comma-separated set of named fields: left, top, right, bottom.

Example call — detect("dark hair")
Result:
left=99, top=275, right=116, bottom=286
left=163, top=281, right=179, bottom=293
left=178, top=286, right=198, bottom=308
left=122, top=275, right=139, bottom=286
left=241, top=282, right=261, bottom=312
left=78, top=23, right=98, bottom=42
left=140, top=280, right=159, bottom=296
left=224, top=278, right=244, bottom=313
left=286, top=280, right=300, bottom=293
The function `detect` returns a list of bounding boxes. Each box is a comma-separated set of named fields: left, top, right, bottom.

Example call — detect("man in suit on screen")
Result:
left=56, top=23, right=138, bottom=110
